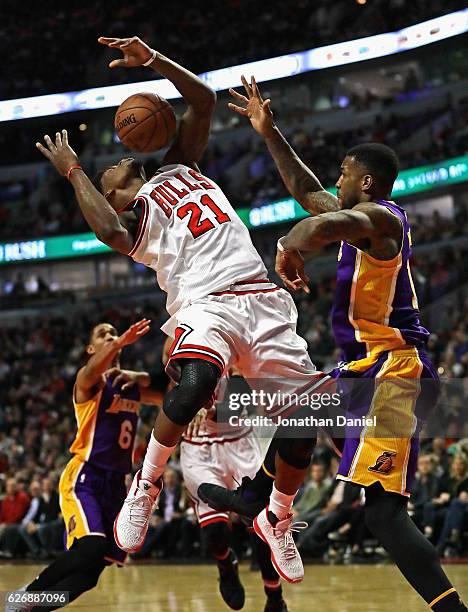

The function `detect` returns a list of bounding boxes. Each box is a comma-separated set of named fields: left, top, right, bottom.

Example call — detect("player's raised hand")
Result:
left=228, top=75, right=274, bottom=136
left=116, top=319, right=151, bottom=347
left=275, top=248, right=310, bottom=294
left=36, top=130, right=79, bottom=176
left=98, top=36, right=155, bottom=68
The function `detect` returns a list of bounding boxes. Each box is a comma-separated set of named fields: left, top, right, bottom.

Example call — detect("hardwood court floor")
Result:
left=1, top=562, right=467, bottom=611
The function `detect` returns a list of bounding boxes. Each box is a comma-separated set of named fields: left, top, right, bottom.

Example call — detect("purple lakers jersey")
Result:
left=331, top=200, right=429, bottom=363
left=70, top=377, right=140, bottom=474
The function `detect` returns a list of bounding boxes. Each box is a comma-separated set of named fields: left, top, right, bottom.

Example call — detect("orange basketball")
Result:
left=114, top=93, right=177, bottom=153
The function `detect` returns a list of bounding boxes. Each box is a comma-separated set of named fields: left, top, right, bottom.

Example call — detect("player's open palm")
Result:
left=36, top=130, right=79, bottom=176
left=117, top=318, right=151, bottom=347
left=98, top=36, right=155, bottom=68
left=276, top=248, right=310, bottom=294
left=229, top=75, right=274, bottom=136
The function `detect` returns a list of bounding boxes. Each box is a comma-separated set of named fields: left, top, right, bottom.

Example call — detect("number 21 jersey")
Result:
left=122, top=164, right=267, bottom=316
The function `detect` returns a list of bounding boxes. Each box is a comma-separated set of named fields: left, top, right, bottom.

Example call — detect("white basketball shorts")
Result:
left=180, top=432, right=262, bottom=526
left=162, top=280, right=325, bottom=417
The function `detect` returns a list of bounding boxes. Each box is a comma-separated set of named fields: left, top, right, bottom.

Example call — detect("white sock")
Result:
left=268, top=484, right=296, bottom=520
left=141, top=432, right=176, bottom=483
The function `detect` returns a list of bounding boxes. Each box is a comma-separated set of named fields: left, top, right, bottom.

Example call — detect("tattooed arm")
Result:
left=228, top=75, right=339, bottom=215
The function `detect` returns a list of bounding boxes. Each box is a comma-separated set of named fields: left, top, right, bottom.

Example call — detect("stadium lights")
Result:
left=1, top=154, right=467, bottom=265
left=0, top=9, right=466, bottom=123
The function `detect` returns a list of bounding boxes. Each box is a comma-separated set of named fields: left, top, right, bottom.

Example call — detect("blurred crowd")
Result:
left=1, top=92, right=467, bottom=242
left=1, top=0, right=465, bottom=100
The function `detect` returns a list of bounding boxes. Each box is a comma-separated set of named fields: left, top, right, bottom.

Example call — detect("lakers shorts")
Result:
left=334, top=347, right=439, bottom=497
left=59, top=456, right=128, bottom=564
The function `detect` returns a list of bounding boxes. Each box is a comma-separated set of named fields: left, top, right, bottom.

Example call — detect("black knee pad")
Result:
left=277, top=436, right=316, bottom=470
left=202, top=521, right=230, bottom=557
left=163, top=359, right=220, bottom=426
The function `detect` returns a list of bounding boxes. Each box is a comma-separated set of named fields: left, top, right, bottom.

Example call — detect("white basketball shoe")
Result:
left=253, top=506, right=308, bottom=583
left=114, top=469, right=162, bottom=553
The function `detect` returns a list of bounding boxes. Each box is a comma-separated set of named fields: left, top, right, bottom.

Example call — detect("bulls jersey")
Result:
left=123, top=164, right=267, bottom=316
left=332, top=199, right=429, bottom=363
left=69, top=377, right=141, bottom=474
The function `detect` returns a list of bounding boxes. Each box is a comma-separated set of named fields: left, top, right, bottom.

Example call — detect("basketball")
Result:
left=114, top=92, right=177, bottom=153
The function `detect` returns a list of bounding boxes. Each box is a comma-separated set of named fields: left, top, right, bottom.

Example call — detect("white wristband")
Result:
left=277, top=237, right=288, bottom=252
left=142, top=49, right=157, bottom=66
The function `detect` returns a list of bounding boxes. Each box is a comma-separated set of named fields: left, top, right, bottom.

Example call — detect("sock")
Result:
left=268, top=484, right=296, bottom=521
left=242, top=464, right=274, bottom=503
left=431, top=589, right=467, bottom=611
left=264, top=579, right=282, bottom=599
left=141, top=433, right=176, bottom=483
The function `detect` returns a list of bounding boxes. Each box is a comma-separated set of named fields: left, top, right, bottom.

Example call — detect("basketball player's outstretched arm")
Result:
left=276, top=205, right=401, bottom=292
left=98, top=36, right=216, bottom=167
left=36, top=131, right=134, bottom=254
left=229, top=75, right=339, bottom=216
left=76, top=320, right=151, bottom=395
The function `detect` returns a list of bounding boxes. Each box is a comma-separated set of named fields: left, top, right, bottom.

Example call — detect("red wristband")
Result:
left=67, top=164, right=82, bottom=181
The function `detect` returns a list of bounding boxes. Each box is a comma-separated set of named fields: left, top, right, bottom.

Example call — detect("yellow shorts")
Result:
left=335, top=347, right=438, bottom=496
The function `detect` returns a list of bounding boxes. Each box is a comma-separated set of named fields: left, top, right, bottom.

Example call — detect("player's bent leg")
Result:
left=115, top=359, right=220, bottom=553
left=12, top=536, right=108, bottom=612
left=203, top=521, right=245, bottom=611
left=364, top=483, right=467, bottom=612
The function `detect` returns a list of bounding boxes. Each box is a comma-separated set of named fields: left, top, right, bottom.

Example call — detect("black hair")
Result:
left=346, top=142, right=399, bottom=192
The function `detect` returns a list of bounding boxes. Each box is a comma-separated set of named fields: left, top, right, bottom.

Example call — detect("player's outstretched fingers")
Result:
left=134, top=318, right=151, bottom=335
left=251, top=76, right=263, bottom=100
left=293, top=278, right=310, bottom=294
left=98, top=36, right=120, bottom=45
left=228, top=103, right=249, bottom=116
left=241, top=75, right=253, bottom=97
left=229, top=88, right=249, bottom=103
left=35, top=142, right=53, bottom=160
left=44, top=134, right=57, bottom=153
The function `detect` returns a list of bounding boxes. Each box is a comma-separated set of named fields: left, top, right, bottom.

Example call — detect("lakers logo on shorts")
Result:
left=368, top=451, right=396, bottom=474
left=68, top=515, right=77, bottom=535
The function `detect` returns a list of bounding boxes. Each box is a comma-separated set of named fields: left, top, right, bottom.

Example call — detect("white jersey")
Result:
left=127, top=164, right=267, bottom=316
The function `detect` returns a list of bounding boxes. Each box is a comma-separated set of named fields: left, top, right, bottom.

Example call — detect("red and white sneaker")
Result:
left=114, top=470, right=162, bottom=553
left=253, top=507, right=308, bottom=584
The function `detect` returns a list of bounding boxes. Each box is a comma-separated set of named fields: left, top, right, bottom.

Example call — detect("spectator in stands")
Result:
left=293, top=462, right=331, bottom=524
left=435, top=454, right=468, bottom=556
left=0, top=477, right=30, bottom=558
left=19, top=480, right=44, bottom=558
left=423, top=453, right=468, bottom=544
left=431, top=438, right=451, bottom=476
left=297, top=480, right=363, bottom=557
left=35, top=477, right=63, bottom=558
left=408, top=454, right=440, bottom=530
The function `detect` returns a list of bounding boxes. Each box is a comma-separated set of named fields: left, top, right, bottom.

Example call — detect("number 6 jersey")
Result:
left=69, top=377, right=141, bottom=474
left=121, top=164, right=267, bottom=316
